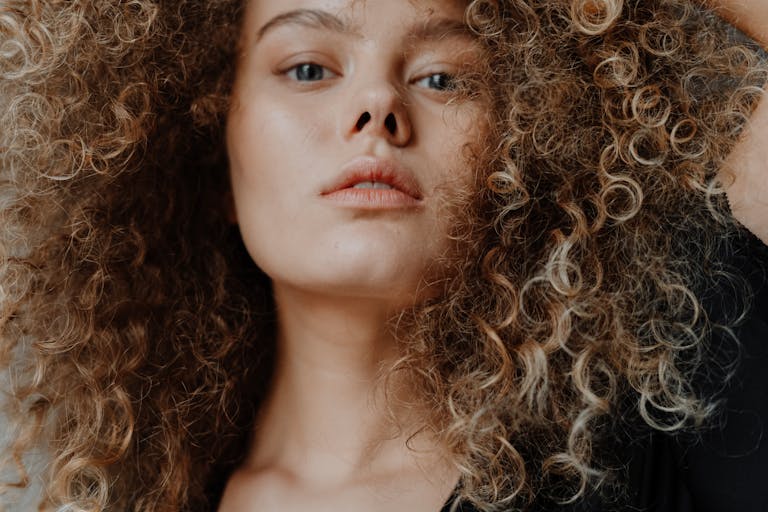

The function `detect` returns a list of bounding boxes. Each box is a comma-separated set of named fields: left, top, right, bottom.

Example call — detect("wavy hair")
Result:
left=0, top=0, right=765, bottom=510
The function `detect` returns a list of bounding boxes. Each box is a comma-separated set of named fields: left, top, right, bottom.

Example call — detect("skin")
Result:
left=222, top=0, right=484, bottom=511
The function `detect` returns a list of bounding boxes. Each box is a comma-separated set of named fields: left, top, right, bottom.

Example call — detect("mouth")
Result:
left=320, top=157, right=423, bottom=209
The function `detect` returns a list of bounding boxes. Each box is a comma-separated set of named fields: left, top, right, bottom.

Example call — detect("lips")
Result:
left=320, top=157, right=424, bottom=209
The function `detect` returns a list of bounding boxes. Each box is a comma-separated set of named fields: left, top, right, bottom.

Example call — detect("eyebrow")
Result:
left=254, top=8, right=476, bottom=45
left=407, top=17, right=476, bottom=44
left=255, top=9, right=358, bottom=43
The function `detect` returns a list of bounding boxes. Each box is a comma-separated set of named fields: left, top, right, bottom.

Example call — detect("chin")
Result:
left=241, top=228, right=448, bottom=305
left=306, top=265, right=426, bottom=299
left=262, top=257, right=435, bottom=307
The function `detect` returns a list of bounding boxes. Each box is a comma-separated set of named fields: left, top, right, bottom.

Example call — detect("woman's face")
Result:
left=227, top=0, right=485, bottom=307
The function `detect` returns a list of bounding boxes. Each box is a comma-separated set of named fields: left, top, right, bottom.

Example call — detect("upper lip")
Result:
left=321, top=157, right=423, bottom=200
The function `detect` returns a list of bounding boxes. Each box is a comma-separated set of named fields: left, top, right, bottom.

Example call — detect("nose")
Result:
left=346, top=82, right=412, bottom=147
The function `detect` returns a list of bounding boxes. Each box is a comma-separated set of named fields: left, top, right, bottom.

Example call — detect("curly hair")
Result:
left=0, top=0, right=764, bottom=511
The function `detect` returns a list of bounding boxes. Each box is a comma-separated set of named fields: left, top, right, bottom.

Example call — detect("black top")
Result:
left=442, top=231, right=768, bottom=512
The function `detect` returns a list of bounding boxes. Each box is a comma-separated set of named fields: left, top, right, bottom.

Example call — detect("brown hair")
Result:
left=0, top=0, right=764, bottom=510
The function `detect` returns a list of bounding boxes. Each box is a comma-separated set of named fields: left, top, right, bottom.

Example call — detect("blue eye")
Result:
left=416, top=73, right=456, bottom=91
left=286, top=63, right=334, bottom=82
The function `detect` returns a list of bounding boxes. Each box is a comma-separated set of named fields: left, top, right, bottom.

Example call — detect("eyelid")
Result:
left=408, top=54, right=458, bottom=77
left=274, top=51, right=343, bottom=84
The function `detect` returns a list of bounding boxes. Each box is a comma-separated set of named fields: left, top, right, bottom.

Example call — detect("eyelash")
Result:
left=283, top=62, right=457, bottom=92
left=414, top=73, right=457, bottom=92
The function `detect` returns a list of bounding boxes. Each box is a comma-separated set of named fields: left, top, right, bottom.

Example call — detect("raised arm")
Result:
left=704, top=0, right=768, bottom=244
left=704, top=0, right=768, bottom=46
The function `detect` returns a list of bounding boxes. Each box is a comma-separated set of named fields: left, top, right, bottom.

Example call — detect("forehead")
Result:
left=241, top=0, right=470, bottom=43
left=246, top=0, right=468, bottom=18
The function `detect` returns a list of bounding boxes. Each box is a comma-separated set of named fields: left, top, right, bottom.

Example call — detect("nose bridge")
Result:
left=361, top=79, right=401, bottom=119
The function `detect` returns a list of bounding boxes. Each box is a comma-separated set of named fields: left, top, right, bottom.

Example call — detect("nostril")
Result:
left=384, top=113, right=397, bottom=135
left=356, top=112, right=371, bottom=131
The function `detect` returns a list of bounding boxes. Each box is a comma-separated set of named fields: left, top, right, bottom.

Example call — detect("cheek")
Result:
left=225, top=95, right=340, bottom=283
left=228, top=103, right=305, bottom=175
left=226, top=98, right=322, bottom=209
left=427, top=108, right=484, bottom=191
left=226, top=104, right=296, bottom=268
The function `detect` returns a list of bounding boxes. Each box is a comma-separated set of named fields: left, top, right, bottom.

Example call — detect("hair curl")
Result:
left=0, top=0, right=765, bottom=510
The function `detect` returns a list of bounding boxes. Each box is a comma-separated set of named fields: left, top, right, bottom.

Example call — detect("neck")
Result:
left=249, top=282, right=436, bottom=486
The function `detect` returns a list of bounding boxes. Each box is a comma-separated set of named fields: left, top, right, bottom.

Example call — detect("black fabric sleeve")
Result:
left=677, top=231, right=768, bottom=512
left=614, top=230, right=768, bottom=512
left=525, top=230, right=768, bottom=512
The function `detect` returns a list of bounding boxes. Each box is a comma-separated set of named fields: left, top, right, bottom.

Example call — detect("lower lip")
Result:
left=321, top=188, right=422, bottom=209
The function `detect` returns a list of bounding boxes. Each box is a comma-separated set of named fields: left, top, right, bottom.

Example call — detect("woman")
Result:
left=0, top=0, right=766, bottom=511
